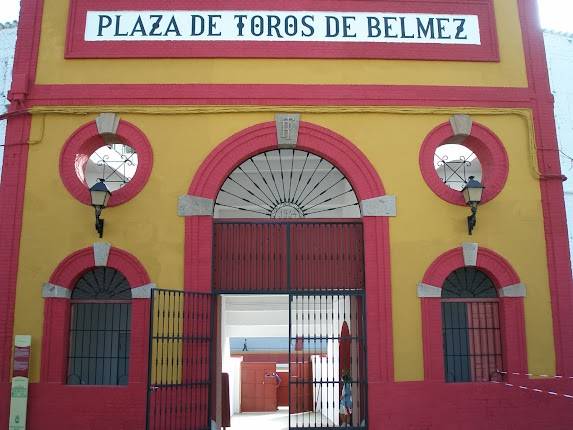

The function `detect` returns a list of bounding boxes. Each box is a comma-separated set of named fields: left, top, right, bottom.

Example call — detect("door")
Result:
left=240, top=362, right=279, bottom=412
left=146, top=290, right=213, bottom=430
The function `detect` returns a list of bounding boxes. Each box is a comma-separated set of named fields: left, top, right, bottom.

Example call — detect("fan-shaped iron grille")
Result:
left=68, top=267, right=131, bottom=385
left=214, top=149, right=360, bottom=218
left=71, top=267, right=132, bottom=300
left=441, top=267, right=498, bottom=298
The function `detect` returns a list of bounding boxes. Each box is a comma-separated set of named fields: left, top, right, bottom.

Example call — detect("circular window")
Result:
left=60, top=120, right=152, bottom=206
left=85, top=143, right=138, bottom=192
left=434, top=144, right=482, bottom=192
left=420, top=121, right=508, bottom=206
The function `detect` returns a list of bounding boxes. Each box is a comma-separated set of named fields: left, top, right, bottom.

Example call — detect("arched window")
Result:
left=441, top=267, right=502, bottom=383
left=214, top=149, right=360, bottom=218
left=67, top=267, right=132, bottom=385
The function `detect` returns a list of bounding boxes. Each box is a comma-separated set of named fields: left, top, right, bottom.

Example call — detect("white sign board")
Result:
left=85, top=11, right=481, bottom=45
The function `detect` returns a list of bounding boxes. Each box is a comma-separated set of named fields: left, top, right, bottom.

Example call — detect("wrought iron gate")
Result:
left=147, top=220, right=367, bottom=429
left=214, top=220, right=368, bottom=429
left=289, top=291, right=367, bottom=429
left=146, top=289, right=213, bottom=430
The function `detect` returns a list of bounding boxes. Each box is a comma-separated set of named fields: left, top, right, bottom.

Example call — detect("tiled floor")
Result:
left=229, top=408, right=335, bottom=429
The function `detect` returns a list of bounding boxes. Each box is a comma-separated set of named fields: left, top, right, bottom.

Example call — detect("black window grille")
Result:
left=441, top=267, right=503, bottom=383
left=67, top=267, right=132, bottom=385
left=214, top=149, right=361, bottom=219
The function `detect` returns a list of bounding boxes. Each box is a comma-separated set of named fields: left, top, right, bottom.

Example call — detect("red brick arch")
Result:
left=59, top=119, right=153, bottom=207
left=420, top=246, right=527, bottom=381
left=41, top=245, right=151, bottom=387
left=185, top=120, right=395, bottom=383
left=421, top=246, right=520, bottom=289
left=419, top=120, right=509, bottom=206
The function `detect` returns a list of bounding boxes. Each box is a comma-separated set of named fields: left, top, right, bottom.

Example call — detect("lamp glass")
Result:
left=463, top=186, right=484, bottom=204
left=89, top=180, right=111, bottom=207
left=462, top=176, right=484, bottom=204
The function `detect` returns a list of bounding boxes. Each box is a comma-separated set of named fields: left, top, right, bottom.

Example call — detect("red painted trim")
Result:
left=0, top=0, right=45, bottom=425
left=27, top=84, right=534, bottom=108
left=420, top=246, right=527, bottom=382
left=41, top=246, right=151, bottom=385
left=189, top=121, right=384, bottom=200
left=0, top=114, right=30, bottom=427
left=517, top=0, right=573, bottom=376
left=58, top=119, right=153, bottom=207
left=65, top=0, right=498, bottom=62
left=26, top=383, right=147, bottom=429
left=421, top=247, right=520, bottom=288
left=185, top=121, right=394, bottom=384
left=419, top=121, right=509, bottom=206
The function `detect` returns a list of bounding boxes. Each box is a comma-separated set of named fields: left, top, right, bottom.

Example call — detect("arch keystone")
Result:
left=275, top=113, right=300, bottom=147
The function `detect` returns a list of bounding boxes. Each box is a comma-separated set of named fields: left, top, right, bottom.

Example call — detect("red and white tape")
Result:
left=491, top=381, right=573, bottom=399
left=497, top=369, right=573, bottom=380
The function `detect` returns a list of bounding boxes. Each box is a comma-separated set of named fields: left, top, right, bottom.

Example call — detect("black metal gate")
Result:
left=289, top=291, right=368, bottom=429
left=146, top=289, right=213, bottom=430
left=147, top=221, right=368, bottom=429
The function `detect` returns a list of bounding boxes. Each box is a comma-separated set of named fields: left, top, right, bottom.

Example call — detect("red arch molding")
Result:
left=419, top=120, right=509, bottom=206
left=59, top=119, right=153, bottom=207
left=37, top=246, right=151, bottom=428
left=185, top=121, right=394, bottom=384
left=420, top=246, right=527, bottom=382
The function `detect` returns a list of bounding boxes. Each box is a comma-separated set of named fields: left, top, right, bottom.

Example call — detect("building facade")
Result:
left=1, top=0, right=573, bottom=429
left=0, top=20, right=18, bottom=179
left=544, top=29, right=573, bottom=268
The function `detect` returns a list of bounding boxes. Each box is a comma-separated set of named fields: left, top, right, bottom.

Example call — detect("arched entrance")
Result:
left=213, top=148, right=366, bottom=428
left=147, top=121, right=392, bottom=430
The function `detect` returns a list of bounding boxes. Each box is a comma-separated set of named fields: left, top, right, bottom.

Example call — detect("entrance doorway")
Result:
left=212, top=221, right=368, bottom=429
left=220, top=295, right=290, bottom=429
left=218, top=291, right=367, bottom=430
left=146, top=146, right=370, bottom=429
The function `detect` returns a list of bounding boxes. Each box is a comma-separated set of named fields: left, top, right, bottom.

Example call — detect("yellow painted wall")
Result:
left=35, top=0, right=528, bottom=87
left=13, top=108, right=554, bottom=382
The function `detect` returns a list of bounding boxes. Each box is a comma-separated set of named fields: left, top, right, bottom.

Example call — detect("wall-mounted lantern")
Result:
left=461, top=176, right=485, bottom=235
left=89, top=179, right=111, bottom=238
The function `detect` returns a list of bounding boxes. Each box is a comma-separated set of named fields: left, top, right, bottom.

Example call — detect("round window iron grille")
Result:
left=86, top=143, right=138, bottom=192
left=214, top=149, right=360, bottom=218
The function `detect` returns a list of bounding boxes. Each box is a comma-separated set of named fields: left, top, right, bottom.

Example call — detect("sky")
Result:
left=0, top=0, right=573, bottom=32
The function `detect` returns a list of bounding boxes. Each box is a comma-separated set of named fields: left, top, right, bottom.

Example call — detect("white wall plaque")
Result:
left=85, top=11, right=481, bottom=45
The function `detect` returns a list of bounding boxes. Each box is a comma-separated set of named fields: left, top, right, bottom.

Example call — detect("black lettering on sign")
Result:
left=342, top=16, right=356, bottom=38
left=97, top=15, right=112, bottom=36
left=383, top=17, right=398, bottom=38
left=285, top=15, right=298, bottom=37
left=114, top=15, right=128, bottom=36
left=130, top=15, right=147, bottom=36
left=251, top=15, right=264, bottom=37
left=417, top=18, right=435, bottom=39
left=301, top=15, right=315, bottom=37
left=164, top=16, right=181, bottom=36
left=325, top=16, right=340, bottom=37
left=436, top=17, right=451, bottom=39
left=208, top=15, right=222, bottom=36
left=267, top=15, right=283, bottom=38
left=453, top=18, right=468, bottom=39
left=367, top=17, right=382, bottom=38
left=190, top=15, right=205, bottom=36
left=149, top=15, right=163, bottom=36
left=399, top=17, right=415, bottom=39
left=234, top=15, right=247, bottom=36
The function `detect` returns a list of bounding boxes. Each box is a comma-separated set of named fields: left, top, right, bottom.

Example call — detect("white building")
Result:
left=544, top=29, right=573, bottom=263
left=0, top=20, right=18, bottom=180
